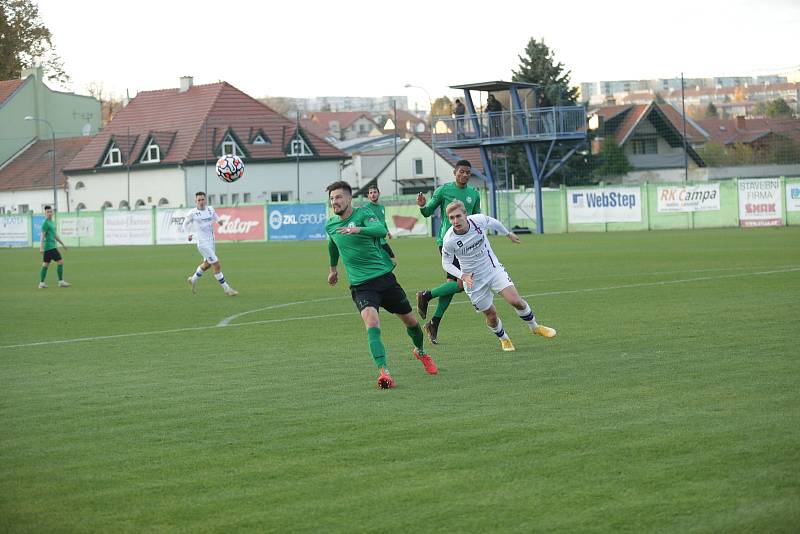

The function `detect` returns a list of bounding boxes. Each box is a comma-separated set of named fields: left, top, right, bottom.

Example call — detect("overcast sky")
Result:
left=37, top=0, right=800, bottom=108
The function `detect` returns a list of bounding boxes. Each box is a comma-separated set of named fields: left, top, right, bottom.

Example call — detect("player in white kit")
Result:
left=182, top=191, right=238, bottom=296
left=440, top=200, right=556, bottom=351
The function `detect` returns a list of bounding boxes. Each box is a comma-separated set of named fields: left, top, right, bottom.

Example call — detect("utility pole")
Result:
left=393, top=99, right=398, bottom=195
left=681, top=72, right=689, bottom=182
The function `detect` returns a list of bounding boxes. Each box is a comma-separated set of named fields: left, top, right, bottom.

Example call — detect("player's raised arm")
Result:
left=419, top=188, right=442, bottom=217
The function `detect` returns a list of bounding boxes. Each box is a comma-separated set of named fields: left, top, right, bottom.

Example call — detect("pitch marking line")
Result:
left=1, top=266, right=797, bottom=350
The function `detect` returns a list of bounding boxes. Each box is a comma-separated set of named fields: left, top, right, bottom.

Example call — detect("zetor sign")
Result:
left=213, top=206, right=265, bottom=241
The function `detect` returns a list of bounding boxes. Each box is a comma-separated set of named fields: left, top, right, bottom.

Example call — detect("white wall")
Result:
left=185, top=159, right=344, bottom=204
left=373, top=138, right=457, bottom=194
left=0, top=188, right=67, bottom=214
left=68, top=167, right=186, bottom=210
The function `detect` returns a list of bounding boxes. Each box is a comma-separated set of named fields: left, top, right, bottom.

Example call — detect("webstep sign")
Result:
left=567, top=187, right=641, bottom=223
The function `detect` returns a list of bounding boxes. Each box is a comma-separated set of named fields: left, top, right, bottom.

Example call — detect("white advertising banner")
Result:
left=0, top=215, right=29, bottom=247
left=786, top=182, right=800, bottom=212
left=59, top=216, right=95, bottom=238
left=567, top=187, right=642, bottom=223
left=657, top=184, right=721, bottom=212
left=514, top=192, right=537, bottom=221
left=156, top=208, right=190, bottom=244
left=103, top=211, right=153, bottom=245
left=738, top=178, right=782, bottom=227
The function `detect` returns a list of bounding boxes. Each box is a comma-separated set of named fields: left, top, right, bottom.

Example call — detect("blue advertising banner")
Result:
left=32, top=214, right=46, bottom=245
left=267, top=203, right=327, bottom=241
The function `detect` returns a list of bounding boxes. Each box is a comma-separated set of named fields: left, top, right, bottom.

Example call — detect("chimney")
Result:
left=180, top=76, right=193, bottom=93
left=735, top=115, right=746, bottom=130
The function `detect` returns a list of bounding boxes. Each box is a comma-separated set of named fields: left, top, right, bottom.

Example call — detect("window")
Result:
left=243, top=193, right=251, bottom=203
left=271, top=192, right=290, bottom=202
left=75, top=181, right=85, bottom=190
left=221, top=133, right=243, bottom=157
left=119, top=200, right=130, bottom=209
left=289, top=137, right=313, bottom=156
left=135, top=199, right=146, bottom=209
left=208, top=194, right=216, bottom=204
left=631, top=137, right=658, bottom=155
left=76, top=203, right=86, bottom=211
left=413, top=158, right=424, bottom=175
left=102, top=201, right=112, bottom=209
left=252, top=134, right=269, bottom=145
left=102, top=145, right=122, bottom=166
left=232, top=193, right=239, bottom=204
left=141, top=139, right=161, bottom=163
left=219, top=194, right=227, bottom=205
left=18, top=204, right=29, bottom=213
left=158, top=198, right=169, bottom=206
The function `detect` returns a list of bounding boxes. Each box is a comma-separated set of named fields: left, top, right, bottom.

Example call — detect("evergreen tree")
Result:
left=705, top=102, right=719, bottom=118
left=512, top=37, right=579, bottom=106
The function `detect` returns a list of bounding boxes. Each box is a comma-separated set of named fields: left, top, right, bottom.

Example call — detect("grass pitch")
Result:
left=1, top=227, right=799, bottom=532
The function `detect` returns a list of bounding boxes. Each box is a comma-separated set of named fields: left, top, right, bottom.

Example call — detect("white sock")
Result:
left=214, top=272, right=231, bottom=290
left=517, top=302, right=538, bottom=329
left=488, top=318, right=509, bottom=340
left=192, top=268, right=203, bottom=281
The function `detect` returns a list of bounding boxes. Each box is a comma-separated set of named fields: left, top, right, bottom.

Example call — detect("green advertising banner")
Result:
left=57, top=212, right=104, bottom=247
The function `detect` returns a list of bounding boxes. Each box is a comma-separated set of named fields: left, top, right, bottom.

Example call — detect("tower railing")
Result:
left=431, top=106, right=586, bottom=147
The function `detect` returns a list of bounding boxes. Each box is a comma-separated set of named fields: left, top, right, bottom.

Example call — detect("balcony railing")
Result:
left=431, top=106, right=587, bottom=147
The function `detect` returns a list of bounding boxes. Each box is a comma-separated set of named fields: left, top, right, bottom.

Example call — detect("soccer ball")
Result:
left=216, top=154, right=244, bottom=183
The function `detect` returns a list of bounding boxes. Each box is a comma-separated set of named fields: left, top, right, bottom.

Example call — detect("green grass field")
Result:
left=2, top=227, right=799, bottom=532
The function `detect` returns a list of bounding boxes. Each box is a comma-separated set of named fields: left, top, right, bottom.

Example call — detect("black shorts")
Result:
left=438, top=245, right=461, bottom=281
left=350, top=272, right=412, bottom=315
left=43, top=248, right=62, bottom=263
left=381, top=243, right=395, bottom=258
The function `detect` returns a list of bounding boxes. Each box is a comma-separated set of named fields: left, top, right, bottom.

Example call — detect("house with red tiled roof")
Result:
left=379, top=109, right=427, bottom=138
left=588, top=102, right=706, bottom=178
left=64, top=77, right=347, bottom=210
left=695, top=116, right=800, bottom=147
left=368, top=133, right=487, bottom=196
left=305, top=111, right=382, bottom=141
left=0, top=67, right=100, bottom=214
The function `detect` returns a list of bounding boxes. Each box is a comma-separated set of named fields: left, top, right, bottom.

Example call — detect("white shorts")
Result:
left=197, top=243, right=218, bottom=264
left=465, top=268, right=514, bottom=312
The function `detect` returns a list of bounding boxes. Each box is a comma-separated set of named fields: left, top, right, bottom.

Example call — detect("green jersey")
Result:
left=364, top=201, right=389, bottom=245
left=327, top=207, right=392, bottom=286
left=420, top=182, right=481, bottom=245
left=41, top=218, right=57, bottom=251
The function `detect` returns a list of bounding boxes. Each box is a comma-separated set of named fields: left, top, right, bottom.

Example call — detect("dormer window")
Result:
left=102, top=144, right=122, bottom=166
left=141, top=139, right=161, bottom=163
left=252, top=133, right=269, bottom=145
left=221, top=133, right=243, bottom=157
left=289, top=137, right=313, bottom=157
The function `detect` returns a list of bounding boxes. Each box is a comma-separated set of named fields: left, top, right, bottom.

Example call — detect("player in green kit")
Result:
left=415, top=159, right=480, bottom=344
left=326, top=180, right=438, bottom=389
left=365, top=184, right=395, bottom=264
left=38, top=205, right=70, bottom=288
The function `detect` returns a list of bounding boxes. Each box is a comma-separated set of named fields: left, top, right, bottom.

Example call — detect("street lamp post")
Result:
left=405, top=84, right=438, bottom=189
left=25, top=116, right=57, bottom=212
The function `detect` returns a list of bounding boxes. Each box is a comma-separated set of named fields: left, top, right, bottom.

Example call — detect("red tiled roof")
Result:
left=695, top=117, right=800, bottom=145
left=0, top=137, right=93, bottom=191
left=300, top=118, right=331, bottom=139
left=0, top=78, right=26, bottom=107
left=66, top=82, right=344, bottom=172
left=591, top=102, right=706, bottom=145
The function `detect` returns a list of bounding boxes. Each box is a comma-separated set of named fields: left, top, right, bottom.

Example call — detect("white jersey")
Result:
left=182, top=206, right=219, bottom=246
left=441, top=214, right=510, bottom=281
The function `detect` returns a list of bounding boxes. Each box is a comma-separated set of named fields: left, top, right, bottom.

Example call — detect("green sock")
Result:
left=367, top=327, right=387, bottom=369
left=433, top=293, right=454, bottom=318
left=40, top=266, right=48, bottom=282
left=431, top=280, right=460, bottom=299
left=56, top=264, right=64, bottom=281
left=406, top=324, right=425, bottom=353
